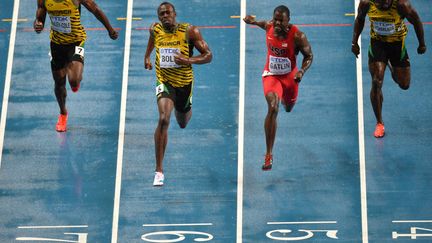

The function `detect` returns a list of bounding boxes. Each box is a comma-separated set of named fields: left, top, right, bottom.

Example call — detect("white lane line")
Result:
left=17, top=225, right=88, bottom=229
left=237, top=0, right=246, bottom=242
left=143, top=223, right=213, bottom=227
left=354, top=1, right=368, bottom=243
left=18, top=225, right=88, bottom=229
left=0, top=0, right=20, bottom=169
left=393, top=220, right=432, bottom=223
left=111, top=0, right=133, bottom=242
left=267, top=221, right=337, bottom=225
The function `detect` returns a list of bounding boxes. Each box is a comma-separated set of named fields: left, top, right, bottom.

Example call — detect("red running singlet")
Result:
left=262, top=24, right=300, bottom=107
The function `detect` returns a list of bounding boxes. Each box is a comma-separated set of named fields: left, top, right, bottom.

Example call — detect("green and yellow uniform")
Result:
left=45, top=0, right=86, bottom=45
left=367, top=0, right=410, bottom=66
left=152, top=23, right=194, bottom=88
left=368, top=0, right=408, bottom=42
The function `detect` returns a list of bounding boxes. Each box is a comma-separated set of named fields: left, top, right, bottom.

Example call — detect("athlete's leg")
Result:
left=392, top=66, right=411, bottom=90
left=67, top=61, right=84, bottom=92
left=52, top=67, right=68, bottom=115
left=265, top=92, right=279, bottom=156
left=175, top=109, right=192, bottom=129
left=154, top=97, right=175, bottom=173
left=281, top=71, right=299, bottom=113
left=368, top=61, right=386, bottom=124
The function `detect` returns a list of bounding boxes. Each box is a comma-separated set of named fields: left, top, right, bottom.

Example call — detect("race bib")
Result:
left=373, top=21, right=396, bottom=36
left=50, top=16, right=72, bottom=33
left=269, top=55, right=291, bottom=75
left=159, top=48, right=181, bottom=68
left=75, top=46, right=84, bottom=58
left=155, top=83, right=167, bottom=96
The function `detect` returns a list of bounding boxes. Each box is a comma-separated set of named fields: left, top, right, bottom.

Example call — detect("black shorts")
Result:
left=50, top=41, right=85, bottom=71
left=368, top=39, right=410, bottom=67
left=155, top=81, right=193, bottom=113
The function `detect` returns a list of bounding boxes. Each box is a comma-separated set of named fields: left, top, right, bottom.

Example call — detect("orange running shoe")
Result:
left=262, top=154, right=273, bottom=171
left=56, top=114, right=68, bottom=132
left=374, top=122, right=385, bottom=138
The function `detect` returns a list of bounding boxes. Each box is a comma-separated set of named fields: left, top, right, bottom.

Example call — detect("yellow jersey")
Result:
left=152, top=23, right=193, bottom=87
left=45, top=0, right=86, bottom=44
left=368, top=0, right=407, bottom=42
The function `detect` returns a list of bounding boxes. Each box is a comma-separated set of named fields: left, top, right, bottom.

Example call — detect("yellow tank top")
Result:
left=45, top=0, right=86, bottom=44
left=368, top=0, right=407, bottom=42
left=153, top=23, right=193, bottom=87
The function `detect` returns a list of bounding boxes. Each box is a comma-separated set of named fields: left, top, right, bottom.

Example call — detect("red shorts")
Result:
left=262, top=69, right=299, bottom=106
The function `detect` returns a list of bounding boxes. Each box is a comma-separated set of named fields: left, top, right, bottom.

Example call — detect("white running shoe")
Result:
left=153, top=172, right=164, bottom=186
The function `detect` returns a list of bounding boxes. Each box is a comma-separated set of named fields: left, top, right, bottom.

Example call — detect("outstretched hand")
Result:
left=109, top=29, right=119, bottom=40
left=417, top=45, right=427, bottom=54
left=243, top=15, right=256, bottom=25
left=351, top=42, right=360, bottom=58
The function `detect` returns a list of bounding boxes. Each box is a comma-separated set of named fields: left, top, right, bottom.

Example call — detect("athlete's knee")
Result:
left=176, top=111, right=191, bottom=129
left=284, top=103, right=295, bottom=112
left=68, top=75, right=82, bottom=86
left=54, top=80, right=66, bottom=92
left=266, top=94, right=279, bottom=114
left=178, top=122, right=187, bottom=129
left=399, top=82, right=410, bottom=90
left=158, top=114, right=171, bottom=129
left=268, top=105, right=279, bottom=117
left=371, top=78, right=383, bottom=90
left=397, top=77, right=410, bottom=90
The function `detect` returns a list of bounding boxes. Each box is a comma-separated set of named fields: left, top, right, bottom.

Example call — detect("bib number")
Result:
left=269, top=55, right=291, bottom=75
left=160, top=48, right=181, bottom=68
left=75, top=46, right=84, bottom=58
left=50, top=16, right=72, bottom=33
left=155, top=83, right=167, bottom=96
left=373, top=21, right=396, bottom=36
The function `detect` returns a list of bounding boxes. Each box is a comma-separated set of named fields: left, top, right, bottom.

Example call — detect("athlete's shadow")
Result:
left=56, top=132, right=83, bottom=203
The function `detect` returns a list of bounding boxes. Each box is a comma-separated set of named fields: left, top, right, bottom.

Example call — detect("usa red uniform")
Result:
left=262, top=24, right=299, bottom=107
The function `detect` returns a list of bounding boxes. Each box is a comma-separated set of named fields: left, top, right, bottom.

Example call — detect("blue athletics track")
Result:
left=0, top=0, right=430, bottom=243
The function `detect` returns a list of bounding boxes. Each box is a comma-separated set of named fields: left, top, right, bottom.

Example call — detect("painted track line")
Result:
left=111, top=0, right=133, bottom=242
left=0, top=0, right=20, bottom=169
left=143, top=223, right=213, bottom=227
left=354, top=0, right=368, bottom=243
left=18, top=225, right=88, bottom=229
left=268, top=221, right=337, bottom=225
left=237, top=0, right=246, bottom=242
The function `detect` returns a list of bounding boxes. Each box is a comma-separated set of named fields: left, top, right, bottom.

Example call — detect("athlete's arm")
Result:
left=34, top=0, right=46, bottom=33
left=144, top=24, right=156, bottom=70
left=80, top=0, right=118, bottom=40
left=351, top=0, right=370, bottom=58
left=174, top=25, right=212, bottom=65
left=398, top=0, right=426, bottom=54
left=294, top=31, right=313, bottom=83
left=243, top=15, right=268, bottom=30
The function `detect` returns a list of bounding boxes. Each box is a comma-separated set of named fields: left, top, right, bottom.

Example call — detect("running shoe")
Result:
left=153, top=171, right=164, bottom=186
left=55, top=114, right=68, bottom=132
left=262, top=154, right=273, bottom=171
left=374, top=122, right=385, bottom=138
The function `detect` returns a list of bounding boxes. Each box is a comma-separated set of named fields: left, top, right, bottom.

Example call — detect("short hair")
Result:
left=158, top=2, right=176, bottom=13
left=274, top=5, right=290, bottom=17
